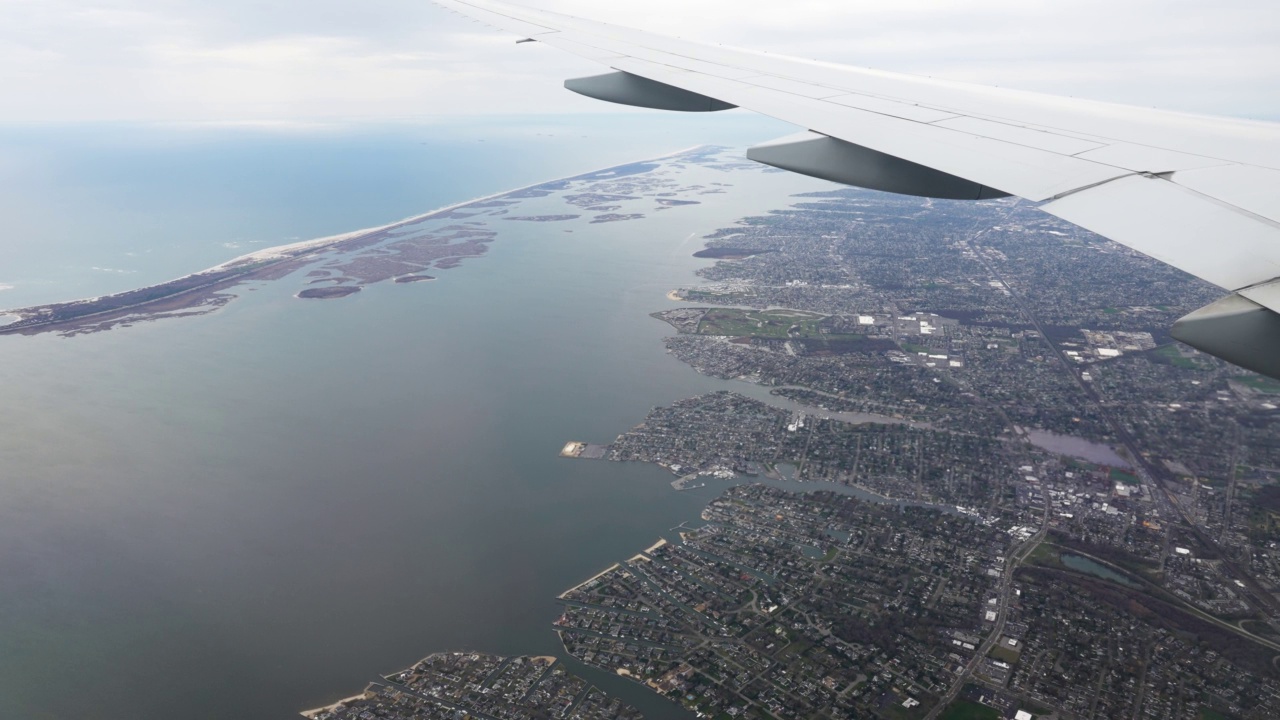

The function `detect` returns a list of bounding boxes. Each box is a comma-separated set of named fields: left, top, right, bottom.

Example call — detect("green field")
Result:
left=1020, top=699, right=1052, bottom=716
left=1153, top=344, right=1207, bottom=369
left=680, top=290, right=752, bottom=306
left=1110, top=468, right=1141, bottom=485
left=1240, top=619, right=1280, bottom=639
left=988, top=644, right=1021, bottom=664
left=1236, top=376, right=1280, bottom=395
left=938, top=700, right=1001, bottom=720
left=1248, top=507, right=1280, bottom=544
left=697, top=309, right=827, bottom=338
left=1025, top=542, right=1063, bottom=569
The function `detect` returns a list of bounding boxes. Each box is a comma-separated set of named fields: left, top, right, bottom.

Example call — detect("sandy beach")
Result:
left=558, top=562, right=621, bottom=598
left=300, top=688, right=376, bottom=718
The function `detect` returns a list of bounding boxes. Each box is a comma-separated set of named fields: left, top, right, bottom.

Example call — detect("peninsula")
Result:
left=302, top=652, right=641, bottom=720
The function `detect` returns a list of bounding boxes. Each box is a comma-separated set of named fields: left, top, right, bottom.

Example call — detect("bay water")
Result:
left=0, top=115, right=836, bottom=719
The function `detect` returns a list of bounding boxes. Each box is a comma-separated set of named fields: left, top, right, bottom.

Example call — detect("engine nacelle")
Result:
left=1172, top=293, right=1280, bottom=380
left=747, top=131, right=1009, bottom=200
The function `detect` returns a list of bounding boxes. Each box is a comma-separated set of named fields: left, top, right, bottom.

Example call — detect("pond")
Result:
left=1061, top=553, right=1141, bottom=588
left=1026, top=429, right=1131, bottom=468
left=799, top=545, right=825, bottom=560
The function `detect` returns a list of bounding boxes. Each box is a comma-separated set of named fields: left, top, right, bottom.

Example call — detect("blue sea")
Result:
left=0, top=113, right=834, bottom=719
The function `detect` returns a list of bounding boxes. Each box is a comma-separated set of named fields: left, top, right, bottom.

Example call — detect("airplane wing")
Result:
left=432, top=0, right=1280, bottom=379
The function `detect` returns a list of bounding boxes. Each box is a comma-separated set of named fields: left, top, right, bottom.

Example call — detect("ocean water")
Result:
left=0, top=115, right=831, bottom=719
left=0, top=115, right=791, bottom=309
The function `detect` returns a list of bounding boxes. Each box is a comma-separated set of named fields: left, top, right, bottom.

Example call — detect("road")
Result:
left=925, top=501, right=1050, bottom=719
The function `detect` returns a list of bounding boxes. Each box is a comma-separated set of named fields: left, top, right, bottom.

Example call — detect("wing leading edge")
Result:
left=433, top=0, right=1280, bottom=379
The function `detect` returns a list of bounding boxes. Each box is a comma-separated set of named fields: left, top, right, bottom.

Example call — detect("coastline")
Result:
left=207, top=141, right=708, bottom=273
left=558, top=562, right=620, bottom=599
left=0, top=145, right=712, bottom=335
left=300, top=689, right=376, bottom=718
left=300, top=652, right=566, bottom=717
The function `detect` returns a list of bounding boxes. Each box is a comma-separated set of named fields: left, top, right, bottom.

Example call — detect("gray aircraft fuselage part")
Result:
left=1172, top=294, right=1280, bottom=380
left=747, top=132, right=1011, bottom=200
left=564, top=71, right=737, bottom=112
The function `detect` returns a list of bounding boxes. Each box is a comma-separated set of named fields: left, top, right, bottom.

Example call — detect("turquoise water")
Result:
left=0, top=115, right=834, bottom=719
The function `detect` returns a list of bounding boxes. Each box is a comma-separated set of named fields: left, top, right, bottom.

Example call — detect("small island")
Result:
left=297, top=286, right=361, bottom=300
left=591, top=213, right=646, bottom=224
left=393, top=275, right=436, bottom=284
left=503, top=214, right=582, bottom=222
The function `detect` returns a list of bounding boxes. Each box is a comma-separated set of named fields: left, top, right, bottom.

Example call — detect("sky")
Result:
left=0, top=0, right=1277, bottom=124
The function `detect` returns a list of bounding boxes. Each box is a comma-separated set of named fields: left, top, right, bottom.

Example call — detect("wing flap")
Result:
left=543, top=37, right=627, bottom=62
left=931, top=117, right=1106, bottom=156
left=824, top=94, right=960, bottom=124
left=741, top=75, right=849, bottom=100
left=1173, top=165, right=1280, bottom=226
left=1073, top=144, right=1229, bottom=174
left=1043, top=175, right=1280, bottom=292
left=1240, top=280, right=1280, bottom=314
left=435, top=0, right=559, bottom=38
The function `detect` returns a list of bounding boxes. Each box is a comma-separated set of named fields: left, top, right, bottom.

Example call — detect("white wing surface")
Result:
left=432, top=0, right=1280, bottom=378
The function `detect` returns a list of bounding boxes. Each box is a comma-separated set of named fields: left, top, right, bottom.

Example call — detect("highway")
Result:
left=926, top=501, right=1050, bottom=719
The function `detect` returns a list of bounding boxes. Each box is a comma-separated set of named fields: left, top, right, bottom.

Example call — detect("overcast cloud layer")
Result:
left=1, top=0, right=1277, bottom=123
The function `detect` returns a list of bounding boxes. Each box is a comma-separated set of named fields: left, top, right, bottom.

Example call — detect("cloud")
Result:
left=0, top=0, right=1276, bottom=122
